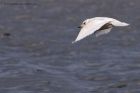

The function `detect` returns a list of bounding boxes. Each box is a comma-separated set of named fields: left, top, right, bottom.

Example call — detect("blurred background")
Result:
left=0, top=0, right=140, bottom=93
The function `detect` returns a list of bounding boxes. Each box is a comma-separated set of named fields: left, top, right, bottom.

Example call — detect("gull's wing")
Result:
left=72, top=20, right=110, bottom=43
left=94, top=17, right=129, bottom=26
left=111, top=19, right=129, bottom=26
left=95, top=28, right=112, bottom=37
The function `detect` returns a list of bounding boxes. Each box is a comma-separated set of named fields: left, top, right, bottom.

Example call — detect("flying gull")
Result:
left=72, top=17, right=129, bottom=43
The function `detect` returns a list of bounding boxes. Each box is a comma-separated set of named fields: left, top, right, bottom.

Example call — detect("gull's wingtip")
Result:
left=121, top=22, right=130, bottom=26
left=72, top=41, right=76, bottom=44
left=72, top=39, right=80, bottom=43
left=124, top=22, right=130, bottom=26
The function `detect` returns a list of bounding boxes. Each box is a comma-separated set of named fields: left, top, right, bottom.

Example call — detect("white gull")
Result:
left=73, top=17, right=129, bottom=43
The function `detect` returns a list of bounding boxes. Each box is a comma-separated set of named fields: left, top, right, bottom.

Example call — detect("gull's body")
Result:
left=73, top=17, right=129, bottom=43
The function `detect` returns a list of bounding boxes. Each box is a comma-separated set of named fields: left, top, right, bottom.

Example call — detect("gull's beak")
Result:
left=77, top=26, right=82, bottom=28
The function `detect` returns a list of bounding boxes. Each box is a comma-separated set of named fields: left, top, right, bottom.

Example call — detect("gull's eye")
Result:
left=83, top=22, right=86, bottom=25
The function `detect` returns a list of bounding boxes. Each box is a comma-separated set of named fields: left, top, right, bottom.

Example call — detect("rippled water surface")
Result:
left=0, top=0, right=140, bottom=93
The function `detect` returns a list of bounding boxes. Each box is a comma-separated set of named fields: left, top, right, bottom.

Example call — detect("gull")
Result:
left=72, top=17, right=129, bottom=43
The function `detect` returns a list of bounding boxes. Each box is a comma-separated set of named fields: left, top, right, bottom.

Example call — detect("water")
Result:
left=0, top=0, right=140, bottom=93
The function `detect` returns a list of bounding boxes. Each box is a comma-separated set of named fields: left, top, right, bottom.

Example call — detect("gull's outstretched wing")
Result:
left=72, top=19, right=110, bottom=43
left=111, top=19, right=129, bottom=26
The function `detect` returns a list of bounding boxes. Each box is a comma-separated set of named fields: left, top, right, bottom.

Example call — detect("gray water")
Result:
left=0, top=0, right=140, bottom=93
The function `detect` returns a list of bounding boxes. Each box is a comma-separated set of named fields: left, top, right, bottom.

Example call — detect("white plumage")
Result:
left=72, top=17, right=129, bottom=43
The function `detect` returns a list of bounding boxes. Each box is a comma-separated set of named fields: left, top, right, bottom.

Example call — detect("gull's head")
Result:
left=78, top=19, right=90, bottom=28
